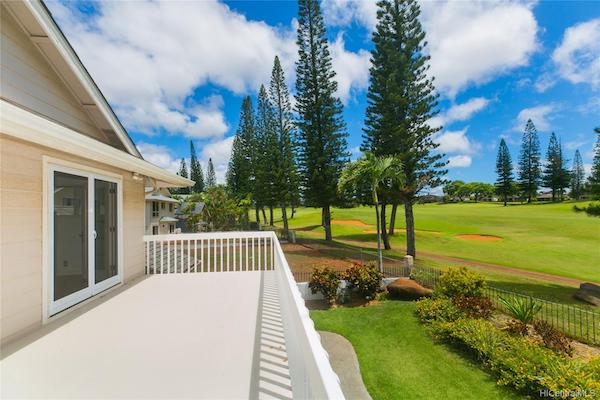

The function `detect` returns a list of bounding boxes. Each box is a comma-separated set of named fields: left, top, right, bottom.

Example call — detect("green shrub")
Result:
left=573, top=202, right=600, bottom=217
left=343, top=262, right=383, bottom=300
left=453, top=295, right=493, bottom=319
left=309, top=267, right=340, bottom=305
left=435, top=267, right=487, bottom=298
left=499, top=296, right=541, bottom=325
left=415, top=298, right=461, bottom=322
left=533, top=320, right=573, bottom=356
left=428, top=317, right=600, bottom=397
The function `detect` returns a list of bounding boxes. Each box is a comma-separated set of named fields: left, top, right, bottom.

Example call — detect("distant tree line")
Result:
left=172, top=141, right=217, bottom=195
left=489, top=121, right=600, bottom=205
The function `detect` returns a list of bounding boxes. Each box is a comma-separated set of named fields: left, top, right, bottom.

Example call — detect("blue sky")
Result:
left=47, top=0, right=600, bottom=185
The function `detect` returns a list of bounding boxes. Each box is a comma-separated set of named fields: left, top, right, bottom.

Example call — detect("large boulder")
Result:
left=574, top=282, right=600, bottom=307
left=387, top=278, right=432, bottom=300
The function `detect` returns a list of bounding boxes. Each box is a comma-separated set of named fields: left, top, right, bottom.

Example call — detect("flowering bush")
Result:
left=308, top=267, right=340, bottom=305
left=342, top=262, right=382, bottom=300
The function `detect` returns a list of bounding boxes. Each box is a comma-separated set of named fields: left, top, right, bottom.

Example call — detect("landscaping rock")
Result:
left=387, top=278, right=432, bottom=300
left=574, top=282, right=600, bottom=307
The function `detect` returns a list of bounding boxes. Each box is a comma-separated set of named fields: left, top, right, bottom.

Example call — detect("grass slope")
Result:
left=311, top=301, right=524, bottom=400
left=271, top=202, right=600, bottom=282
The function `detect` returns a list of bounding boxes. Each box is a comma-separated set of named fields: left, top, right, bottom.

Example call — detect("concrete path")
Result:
left=319, top=331, right=372, bottom=400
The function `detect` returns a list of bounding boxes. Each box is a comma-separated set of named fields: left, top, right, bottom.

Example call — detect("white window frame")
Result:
left=43, top=157, right=124, bottom=319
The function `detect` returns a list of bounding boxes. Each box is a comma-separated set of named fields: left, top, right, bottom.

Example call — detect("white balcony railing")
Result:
left=142, top=231, right=345, bottom=400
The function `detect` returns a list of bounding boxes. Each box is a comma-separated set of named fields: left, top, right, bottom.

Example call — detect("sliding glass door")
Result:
left=49, top=166, right=122, bottom=315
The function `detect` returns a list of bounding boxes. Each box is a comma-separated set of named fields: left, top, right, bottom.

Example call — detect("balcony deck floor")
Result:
left=1, top=272, right=290, bottom=399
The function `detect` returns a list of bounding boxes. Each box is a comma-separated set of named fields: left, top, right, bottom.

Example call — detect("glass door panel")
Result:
left=53, top=171, right=88, bottom=301
left=94, top=179, right=118, bottom=284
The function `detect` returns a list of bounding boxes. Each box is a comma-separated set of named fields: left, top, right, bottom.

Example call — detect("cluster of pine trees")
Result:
left=225, top=0, right=446, bottom=258
left=494, top=121, right=599, bottom=205
left=173, top=141, right=216, bottom=195
left=226, top=57, right=300, bottom=230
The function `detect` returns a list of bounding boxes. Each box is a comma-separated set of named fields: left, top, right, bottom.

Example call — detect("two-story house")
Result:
left=145, top=187, right=180, bottom=235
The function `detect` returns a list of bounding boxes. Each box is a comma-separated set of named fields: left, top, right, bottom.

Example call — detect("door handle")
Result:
left=93, top=230, right=98, bottom=240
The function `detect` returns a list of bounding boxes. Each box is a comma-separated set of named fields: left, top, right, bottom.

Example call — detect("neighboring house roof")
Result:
left=176, top=202, right=205, bottom=218
left=1, top=1, right=193, bottom=188
left=159, top=217, right=178, bottom=223
left=146, top=194, right=179, bottom=204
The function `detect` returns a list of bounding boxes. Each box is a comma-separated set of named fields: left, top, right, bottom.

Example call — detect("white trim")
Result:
left=1, top=100, right=193, bottom=187
left=44, top=159, right=124, bottom=317
left=22, top=0, right=140, bottom=157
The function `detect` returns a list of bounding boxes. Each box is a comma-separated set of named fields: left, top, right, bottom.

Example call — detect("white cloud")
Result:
left=435, top=128, right=482, bottom=154
left=322, top=0, right=378, bottom=31
left=422, top=1, right=539, bottom=97
left=330, top=34, right=371, bottom=103
left=430, top=97, right=490, bottom=128
left=552, top=18, right=600, bottom=89
left=584, top=163, right=593, bottom=176
left=534, top=73, right=556, bottom=93
left=577, top=96, right=600, bottom=114
left=48, top=0, right=370, bottom=137
left=322, top=0, right=539, bottom=97
left=447, top=155, right=472, bottom=168
left=137, top=142, right=181, bottom=173
left=434, top=128, right=481, bottom=169
left=514, top=104, right=557, bottom=132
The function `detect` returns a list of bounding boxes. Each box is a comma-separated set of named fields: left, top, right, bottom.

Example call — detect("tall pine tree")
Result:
left=588, top=127, right=600, bottom=199
left=571, top=149, right=585, bottom=200
left=295, top=0, right=349, bottom=241
left=227, top=96, right=255, bottom=203
left=495, top=138, right=514, bottom=206
left=189, top=141, right=205, bottom=193
left=269, top=56, right=300, bottom=232
left=255, top=84, right=279, bottom=225
left=362, top=0, right=446, bottom=256
left=206, top=158, right=216, bottom=188
left=176, top=158, right=190, bottom=194
left=542, top=132, right=570, bottom=201
left=518, top=119, right=542, bottom=203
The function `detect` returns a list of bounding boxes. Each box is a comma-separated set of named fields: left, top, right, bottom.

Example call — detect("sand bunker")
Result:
left=456, top=234, right=502, bottom=242
left=331, top=220, right=372, bottom=228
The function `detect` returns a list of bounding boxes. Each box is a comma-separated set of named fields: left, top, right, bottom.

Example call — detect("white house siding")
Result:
left=0, top=135, right=145, bottom=345
left=0, top=7, right=109, bottom=145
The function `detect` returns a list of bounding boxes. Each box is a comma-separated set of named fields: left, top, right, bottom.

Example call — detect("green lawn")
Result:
left=269, top=202, right=600, bottom=282
left=311, top=301, right=524, bottom=400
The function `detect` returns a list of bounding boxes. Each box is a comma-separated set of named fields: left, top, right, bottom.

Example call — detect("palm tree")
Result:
left=338, top=152, right=405, bottom=271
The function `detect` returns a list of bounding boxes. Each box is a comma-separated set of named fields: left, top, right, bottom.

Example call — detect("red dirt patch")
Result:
left=456, top=234, right=503, bottom=242
left=331, top=219, right=372, bottom=228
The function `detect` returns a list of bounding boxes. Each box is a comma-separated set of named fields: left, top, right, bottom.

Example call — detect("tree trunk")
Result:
left=282, top=206, right=289, bottom=232
left=291, top=206, right=296, bottom=219
left=404, top=198, right=416, bottom=257
left=255, top=207, right=260, bottom=225
left=261, top=208, right=267, bottom=225
left=269, top=206, right=274, bottom=226
left=388, top=203, right=398, bottom=235
left=323, top=206, right=332, bottom=241
left=375, top=203, right=383, bottom=272
left=380, top=203, right=391, bottom=250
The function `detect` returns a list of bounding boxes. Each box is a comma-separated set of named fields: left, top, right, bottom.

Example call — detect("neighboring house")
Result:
left=175, top=199, right=206, bottom=232
left=537, top=190, right=554, bottom=201
left=145, top=187, right=180, bottom=235
left=0, top=2, right=344, bottom=398
left=0, top=0, right=192, bottom=344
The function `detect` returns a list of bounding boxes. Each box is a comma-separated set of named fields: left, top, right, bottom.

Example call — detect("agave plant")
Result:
left=499, top=296, right=542, bottom=325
